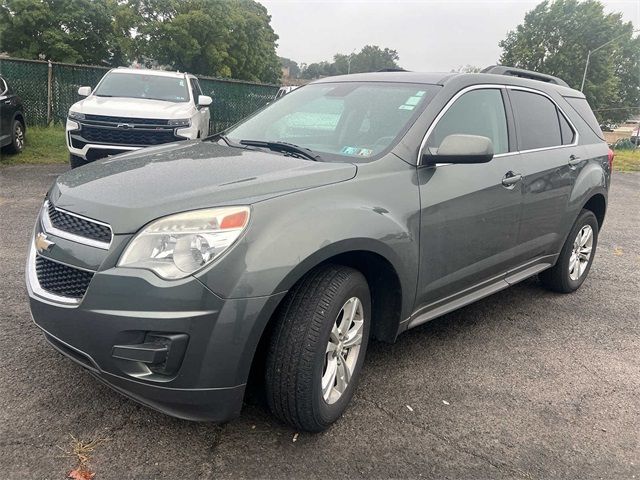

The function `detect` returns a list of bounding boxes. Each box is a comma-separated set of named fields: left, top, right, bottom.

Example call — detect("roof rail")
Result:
left=480, top=65, right=569, bottom=87
left=376, top=68, right=409, bottom=72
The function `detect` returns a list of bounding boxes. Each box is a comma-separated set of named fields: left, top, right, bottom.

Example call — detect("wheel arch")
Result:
left=13, top=110, right=26, bottom=131
left=581, top=192, right=606, bottom=229
left=244, top=244, right=407, bottom=401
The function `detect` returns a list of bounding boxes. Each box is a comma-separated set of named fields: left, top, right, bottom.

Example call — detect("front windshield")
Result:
left=94, top=72, right=190, bottom=103
left=227, top=82, right=439, bottom=161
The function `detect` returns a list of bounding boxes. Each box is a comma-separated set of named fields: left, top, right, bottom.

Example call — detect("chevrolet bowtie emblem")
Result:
left=35, top=232, right=55, bottom=253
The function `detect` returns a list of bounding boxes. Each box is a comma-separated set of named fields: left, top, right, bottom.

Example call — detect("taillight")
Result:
left=607, top=148, right=615, bottom=171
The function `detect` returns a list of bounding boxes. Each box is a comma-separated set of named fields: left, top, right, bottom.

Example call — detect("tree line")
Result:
left=0, top=0, right=282, bottom=83
left=1, top=0, right=638, bottom=122
left=280, top=45, right=401, bottom=79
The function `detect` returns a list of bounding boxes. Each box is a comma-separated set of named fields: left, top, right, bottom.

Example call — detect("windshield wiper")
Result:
left=239, top=140, right=321, bottom=161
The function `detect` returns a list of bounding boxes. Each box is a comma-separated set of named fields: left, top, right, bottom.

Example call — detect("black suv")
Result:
left=27, top=66, right=611, bottom=432
left=0, top=75, right=26, bottom=154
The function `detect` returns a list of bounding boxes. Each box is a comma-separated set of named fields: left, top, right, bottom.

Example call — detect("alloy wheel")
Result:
left=322, top=297, right=364, bottom=404
left=14, top=123, right=24, bottom=150
left=569, top=224, right=593, bottom=281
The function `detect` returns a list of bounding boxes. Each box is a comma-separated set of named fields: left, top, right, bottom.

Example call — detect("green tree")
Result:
left=499, top=0, right=640, bottom=122
left=279, top=56, right=300, bottom=78
left=301, top=45, right=401, bottom=79
left=0, top=0, right=133, bottom=65
left=135, top=0, right=281, bottom=83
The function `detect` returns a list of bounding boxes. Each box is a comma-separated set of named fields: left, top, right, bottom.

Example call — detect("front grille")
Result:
left=35, top=255, right=94, bottom=299
left=48, top=202, right=112, bottom=244
left=84, top=114, right=170, bottom=126
left=79, top=125, right=181, bottom=146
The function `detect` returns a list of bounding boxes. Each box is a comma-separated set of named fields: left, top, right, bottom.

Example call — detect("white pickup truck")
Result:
left=66, top=68, right=212, bottom=168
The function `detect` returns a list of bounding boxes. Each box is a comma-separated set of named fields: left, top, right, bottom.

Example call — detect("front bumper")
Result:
left=65, top=118, right=193, bottom=161
left=27, top=237, right=285, bottom=422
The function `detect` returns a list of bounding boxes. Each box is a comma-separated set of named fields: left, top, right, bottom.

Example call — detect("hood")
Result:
left=70, top=96, right=195, bottom=119
left=49, top=141, right=357, bottom=234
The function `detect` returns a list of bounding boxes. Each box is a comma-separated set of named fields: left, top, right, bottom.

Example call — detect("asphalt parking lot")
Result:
left=0, top=164, right=638, bottom=479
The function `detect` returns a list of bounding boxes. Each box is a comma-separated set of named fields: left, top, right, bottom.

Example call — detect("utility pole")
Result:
left=581, top=30, right=638, bottom=92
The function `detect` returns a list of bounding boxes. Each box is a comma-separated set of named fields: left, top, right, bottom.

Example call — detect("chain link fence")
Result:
left=0, top=57, right=279, bottom=133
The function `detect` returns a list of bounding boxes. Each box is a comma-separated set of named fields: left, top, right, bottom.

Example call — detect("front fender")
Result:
left=195, top=161, right=420, bottom=320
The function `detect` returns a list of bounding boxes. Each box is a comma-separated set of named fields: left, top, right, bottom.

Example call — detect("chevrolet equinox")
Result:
left=27, top=66, right=611, bottom=432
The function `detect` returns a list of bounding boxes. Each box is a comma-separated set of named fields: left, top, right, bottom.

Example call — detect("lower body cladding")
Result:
left=27, top=262, right=286, bottom=422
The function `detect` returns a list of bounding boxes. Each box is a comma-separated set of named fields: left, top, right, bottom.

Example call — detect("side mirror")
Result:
left=198, top=95, right=212, bottom=107
left=422, top=134, right=494, bottom=166
left=77, top=86, right=92, bottom=97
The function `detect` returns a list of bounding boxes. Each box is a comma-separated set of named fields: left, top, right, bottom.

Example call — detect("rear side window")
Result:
left=564, top=96, right=604, bottom=140
left=559, top=112, right=574, bottom=145
left=427, top=88, right=509, bottom=154
left=510, top=90, right=563, bottom=150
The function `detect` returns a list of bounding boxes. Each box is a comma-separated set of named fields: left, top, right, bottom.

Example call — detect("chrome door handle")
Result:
left=3, top=100, right=10, bottom=104
left=568, top=154, right=582, bottom=167
left=502, top=171, right=522, bottom=187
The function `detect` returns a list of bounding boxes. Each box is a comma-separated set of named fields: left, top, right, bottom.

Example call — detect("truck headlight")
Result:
left=118, top=207, right=250, bottom=279
left=68, top=111, right=85, bottom=121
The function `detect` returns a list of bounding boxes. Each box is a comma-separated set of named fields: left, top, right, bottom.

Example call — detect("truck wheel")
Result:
left=265, top=264, right=371, bottom=432
left=540, top=209, right=599, bottom=293
left=5, top=119, right=25, bottom=154
left=69, top=154, right=88, bottom=169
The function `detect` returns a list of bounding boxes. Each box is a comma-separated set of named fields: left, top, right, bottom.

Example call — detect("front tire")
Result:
left=540, top=209, right=599, bottom=293
left=265, top=264, right=371, bottom=432
left=5, top=119, right=25, bottom=154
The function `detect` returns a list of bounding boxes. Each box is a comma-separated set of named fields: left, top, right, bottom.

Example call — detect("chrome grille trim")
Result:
left=42, top=200, right=113, bottom=250
left=26, top=242, right=84, bottom=307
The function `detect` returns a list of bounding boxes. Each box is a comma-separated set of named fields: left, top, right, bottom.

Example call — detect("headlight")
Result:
left=68, top=111, right=85, bottom=120
left=118, top=207, right=250, bottom=279
left=168, top=118, right=191, bottom=127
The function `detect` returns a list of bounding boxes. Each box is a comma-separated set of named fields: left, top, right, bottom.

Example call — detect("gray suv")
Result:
left=27, top=67, right=612, bottom=432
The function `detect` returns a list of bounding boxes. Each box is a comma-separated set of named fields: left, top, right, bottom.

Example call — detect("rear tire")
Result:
left=265, top=264, right=371, bottom=432
left=539, top=209, right=599, bottom=293
left=69, top=153, right=88, bottom=169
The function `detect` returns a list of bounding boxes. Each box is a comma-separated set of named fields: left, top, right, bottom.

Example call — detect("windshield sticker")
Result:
left=404, top=96, right=422, bottom=106
left=415, top=90, right=426, bottom=97
left=399, top=104, right=415, bottom=110
left=179, top=80, right=185, bottom=86
left=341, top=146, right=373, bottom=157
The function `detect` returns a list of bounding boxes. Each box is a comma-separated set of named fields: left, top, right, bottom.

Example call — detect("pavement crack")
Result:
left=357, top=395, right=533, bottom=479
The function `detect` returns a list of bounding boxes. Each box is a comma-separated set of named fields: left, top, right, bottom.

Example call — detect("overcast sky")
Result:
left=260, top=0, right=640, bottom=72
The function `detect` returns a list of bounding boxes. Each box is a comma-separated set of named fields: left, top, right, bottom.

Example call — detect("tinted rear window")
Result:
left=510, top=90, right=561, bottom=150
left=564, top=97, right=604, bottom=140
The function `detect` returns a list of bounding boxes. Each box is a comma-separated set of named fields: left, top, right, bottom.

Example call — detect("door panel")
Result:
left=416, top=157, right=522, bottom=309
left=507, top=88, right=580, bottom=261
left=511, top=148, right=581, bottom=261
left=414, top=87, right=521, bottom=312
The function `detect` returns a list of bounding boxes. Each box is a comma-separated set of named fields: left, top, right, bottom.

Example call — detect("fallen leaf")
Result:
left=68, top=468, right=95, bottom=480
left=613, top=246, right=623, bottom=256
left=442, top=400, right=450, bottom=405
left=293, top=433, right=299, bottom=442
left=406, top=405, right=414, bottom=412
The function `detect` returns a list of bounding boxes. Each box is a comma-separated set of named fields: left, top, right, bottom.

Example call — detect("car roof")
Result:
left=311, top=71, right=584, bottom=97
left=110, top=67, right=188, bottom=79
